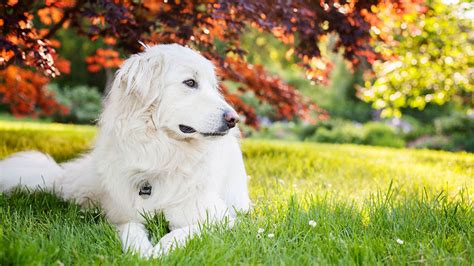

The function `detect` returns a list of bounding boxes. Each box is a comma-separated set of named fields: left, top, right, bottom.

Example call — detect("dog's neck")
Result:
left=94, top=117, right=208, bottom=178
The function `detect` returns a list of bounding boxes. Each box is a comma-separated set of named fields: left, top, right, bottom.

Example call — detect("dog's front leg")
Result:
left=150, top=191, right=230, bottom=258
left=117, top=222, right=153, bottom=257
left=151, top=223, right=202, bottom=257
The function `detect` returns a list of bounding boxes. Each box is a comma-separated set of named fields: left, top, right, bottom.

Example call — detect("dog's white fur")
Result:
left=0, top=44, right=251, bottom=258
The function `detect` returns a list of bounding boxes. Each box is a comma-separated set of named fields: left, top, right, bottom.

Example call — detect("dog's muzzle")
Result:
left=179, top=110, right=239, bottom=137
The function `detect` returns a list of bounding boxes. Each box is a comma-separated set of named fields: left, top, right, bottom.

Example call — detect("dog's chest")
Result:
left=130, top=169, right=208, bottom=214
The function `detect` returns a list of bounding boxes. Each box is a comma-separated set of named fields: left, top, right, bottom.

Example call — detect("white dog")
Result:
left=0, top=44, right=251, bottom=258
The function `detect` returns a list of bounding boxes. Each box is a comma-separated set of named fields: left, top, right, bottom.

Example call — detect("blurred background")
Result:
left=1, top=0, right=473, bottom=152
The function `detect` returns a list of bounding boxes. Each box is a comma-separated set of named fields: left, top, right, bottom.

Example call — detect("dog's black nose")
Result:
left=223, top=110, right=239, bottom=129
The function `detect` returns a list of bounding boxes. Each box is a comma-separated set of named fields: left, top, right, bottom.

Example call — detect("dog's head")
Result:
left=105, top=44, right=239, bottom=140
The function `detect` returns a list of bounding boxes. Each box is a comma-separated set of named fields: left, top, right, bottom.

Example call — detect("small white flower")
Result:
left=256, top=234, right=262, bottom=239
left=329, top=232, right=335, bottom=240
left=396, top=238, right=404, bottom=245
left=309, top=220, right=317, bottom=227
left=267, top=233, right=275, bottom=238
left=257, top=228, right=265, bottom=234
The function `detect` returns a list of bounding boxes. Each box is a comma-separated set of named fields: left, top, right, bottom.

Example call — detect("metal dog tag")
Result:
left=139, top=181, right=152, bottom=199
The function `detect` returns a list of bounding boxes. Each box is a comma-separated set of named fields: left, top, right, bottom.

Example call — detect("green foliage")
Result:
left=0, top=113, right=53, bottom=123
left=361, top=0, right=474, bottom=117
left=247, top=113, right=474, bottom=151
left=224, top=80, right=275, bottom=119
left=412, top=135, right=455, bottom=151
left=314, top=56, right=372, bottom=122
left=434, top=112, right=474, bottom=151
left=49, top=84, right=102, bottom=124
left=302, top=120, right=405, bottom=148
left=1, top=121, right=473, bottom=264
left=309, top=123, right=365, bottom=144
left=402, top=120, right=434, bottom=143
left=241, top=31, right=373, bottom=123
left=246, top=122, right=301, bottom=141
left=435, top=112, right=474, bottom=135
left=55, top=29, right=108, bottom=91
left=363, top=122, right=406, bottom=148
left=402, top=103, right=456, bottom=125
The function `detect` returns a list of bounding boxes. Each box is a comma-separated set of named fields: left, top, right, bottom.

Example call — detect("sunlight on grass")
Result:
left=243, top=140, right=473, bottom=206
left=0, top=121, right=96, bottom=162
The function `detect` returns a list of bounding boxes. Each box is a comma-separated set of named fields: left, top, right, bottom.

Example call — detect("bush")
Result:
left=434, top=113, right=474, bottom=152
left=412, top=135, right=455, bottom=151
left=247, top=122, right=300, bottom=141
left=309, top=123, right=364, bottom=144
left=243, top=118, right=408, bottom=149
left=362, top=122, right=405, bottom=148
left=299, top=119, right=355, bottom=140
left=49, top=84, right=102, bottom=124
left=435, top=113, right=474, bottom=136
left=452, top=133, right=474, bottom=152
left=306, top=120, right=405, bottom=148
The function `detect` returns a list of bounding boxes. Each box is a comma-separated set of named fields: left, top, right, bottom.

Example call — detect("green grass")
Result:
left=0, top=120, right=473, bottom=265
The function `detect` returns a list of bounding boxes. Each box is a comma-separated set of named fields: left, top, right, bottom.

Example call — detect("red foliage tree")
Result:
left=0, top=65, right=68, bottom=116
left=0, top=0, right=422, bottom=125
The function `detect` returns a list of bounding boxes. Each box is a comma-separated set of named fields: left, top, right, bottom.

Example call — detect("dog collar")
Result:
left=139, top=181, right=152, bottom=199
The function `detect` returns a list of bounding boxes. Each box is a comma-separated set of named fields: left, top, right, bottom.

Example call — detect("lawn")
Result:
left=0, top=120, right=472, bottom=265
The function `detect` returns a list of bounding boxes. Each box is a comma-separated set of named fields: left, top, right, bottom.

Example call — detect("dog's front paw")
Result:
left=148, top=243, right=169, bottom=259
left=149, top=231, right=183, bottom=258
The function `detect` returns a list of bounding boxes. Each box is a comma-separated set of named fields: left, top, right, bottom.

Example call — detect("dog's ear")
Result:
left=113, top=53, right=163, bottom=106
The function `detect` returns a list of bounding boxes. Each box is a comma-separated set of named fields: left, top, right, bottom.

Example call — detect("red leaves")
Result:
left=0, top=49, right=15, bottom=65
left=220, top=84, right=258, bottom=127
left=54, top=57, right=71, bottom=74
left=46, top=0, right=76, bottom=9
left=103, top=36, right=117, bottom=45
left=0, top=66, right=68, bottom=116
left=85, top=48, right=123, bottom=73
left=217, top=57, right=323, bottom=125
left=0, top=0, right=423, bottom=126
left=6, top=0, right=18, bottom=6
left=38, top=7, right=63, bottom=26
left=0, top=6, right=60, bottom=77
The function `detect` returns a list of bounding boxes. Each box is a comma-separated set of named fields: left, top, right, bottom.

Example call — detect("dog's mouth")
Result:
left=200, top=131, right=228, bottom=137
left=179, top=124, right=228, bottom=137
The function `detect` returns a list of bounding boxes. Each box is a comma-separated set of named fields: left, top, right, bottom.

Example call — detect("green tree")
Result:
left=240, top=31, right=372, bottom=122
left=360, top=0, right=473, bottom=117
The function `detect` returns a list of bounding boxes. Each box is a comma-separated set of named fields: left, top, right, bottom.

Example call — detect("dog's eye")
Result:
left=183, top=79, right=198, bottom=88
